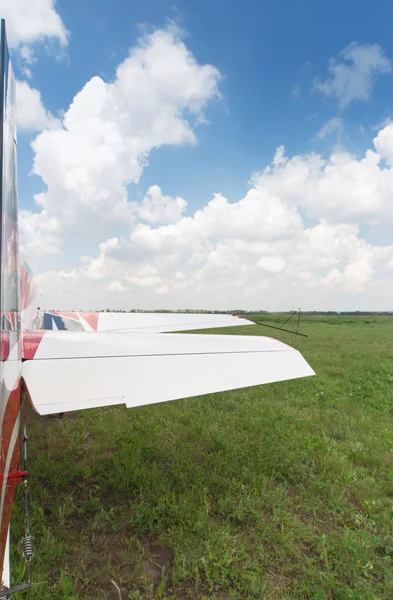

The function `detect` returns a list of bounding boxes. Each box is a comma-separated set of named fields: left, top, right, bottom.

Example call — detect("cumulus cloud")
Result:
left=20, top=27, right=220, bottom=258
left=2, top=0, right=68, bottom=50
left=19, top=208, right=61, bottom=259
left=31, top=203, right=393, bottom=311
left=22, top=117, right=393, bottom=310
left=23, top=119, right=393, bottom=311
left=109, top=281, right=129, bottom=292
left=252, top=143, right=393, bottom=226
left=16, top=80, right=61, bottom=131
left=133, top=185, right=187, bottom=224
left=17, top=28, right=393, bottom=311
left=314, top=42, right=392, bottom=109
left=373, top=122, right=393, bottom=166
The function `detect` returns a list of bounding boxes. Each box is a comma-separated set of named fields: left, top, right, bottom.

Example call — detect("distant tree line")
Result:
left=228, top=310, right=393, bottom=316
left=95, top=309, right=393, bottom=316
left=45, top=308, right=392, bottom=316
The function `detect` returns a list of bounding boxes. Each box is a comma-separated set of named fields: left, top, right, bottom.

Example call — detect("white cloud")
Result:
left=16, top=80, right=61, bottom=131
left=156, top=285, right=169, bottom=295
left=20, top=27, right=220, bottom=259
left=18, top=46, right=37, bottom=78
left=314, top=117, right=344, bottom=140
left=21, top=66, right=33, bottom=79
left=31, top=204, right=393, bottom=310
left=133, top=185, right=187, bottom=224
left=373, top=122, right=393, bottom=166
left=2, top=0, right=68, bottom=50
left=17, top=30, right=393, bottom=311
left=19, top=208, right=61, bottom=261
left=18, top=45, right=37, bottom=64
left=25, top=119, right=393, bottom=309
left=129, top=189, right=303, bottom=256
left=109, top=281, right=129, bottom=292
left=372, top=116, right=392, bottom=131
left=314, top=43, right=392, bottom=109
left=257, top=255, right=286, bottom=273
left=252, top=143, right=393, bottom=226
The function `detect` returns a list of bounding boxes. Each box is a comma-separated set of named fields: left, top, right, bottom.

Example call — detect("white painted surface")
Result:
left=43, top=312, right=256, bottom=333
left=97, top=312, right=254, bottom=332
left=22, top=331, right=314, bottom=415
left=33, top=330, right=290, bottom=359
left=2, top=528, right=9, bottom=587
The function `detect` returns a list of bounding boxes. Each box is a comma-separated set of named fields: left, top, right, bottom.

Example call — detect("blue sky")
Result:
left=4, top=0, right=393, bottom=309
left=15, top=0, right=393, bottom=211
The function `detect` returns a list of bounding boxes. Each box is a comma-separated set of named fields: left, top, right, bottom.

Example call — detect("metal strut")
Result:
left=1, top=424, right=34, bottom=597
left=253, top=308, right=308, bottom=338
left=0, top=582, right=31, bottom=599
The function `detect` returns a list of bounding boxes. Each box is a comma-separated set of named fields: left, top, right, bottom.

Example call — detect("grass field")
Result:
left=11, top=316, right=393, bottom=599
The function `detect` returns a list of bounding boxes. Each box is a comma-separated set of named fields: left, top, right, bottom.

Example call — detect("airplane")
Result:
left=0, top=19, right=314, bottom=596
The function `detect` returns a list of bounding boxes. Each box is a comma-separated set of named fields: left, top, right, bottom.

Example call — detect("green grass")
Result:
left=11, top=317, right=393, bottom=599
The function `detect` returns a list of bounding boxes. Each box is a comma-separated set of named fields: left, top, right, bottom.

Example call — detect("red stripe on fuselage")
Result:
left=0, top=331, right=9, bottom=362
left=0, top=382, right=21, bottom=471
left=0, top=383, right=23, bottom=575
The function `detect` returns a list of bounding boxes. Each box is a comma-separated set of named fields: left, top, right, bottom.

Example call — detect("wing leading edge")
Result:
left=42, top=311, right=255, bottom=333
left=22, top=331, right=314, bottom=415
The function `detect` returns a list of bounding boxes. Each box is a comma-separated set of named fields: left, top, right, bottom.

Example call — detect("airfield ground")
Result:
left=12, top=316, right=393, bottom=599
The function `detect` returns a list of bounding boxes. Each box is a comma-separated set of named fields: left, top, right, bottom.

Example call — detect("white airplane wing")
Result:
left=42, top=311, right=254, bottom=333
left=22, top=330, right=314, bottom=416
